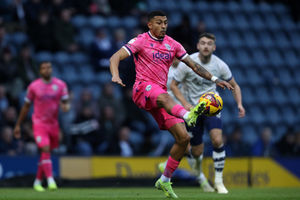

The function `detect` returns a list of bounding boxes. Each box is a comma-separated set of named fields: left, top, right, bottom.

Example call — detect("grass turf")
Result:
left=0, top=187, right=299, bottom=200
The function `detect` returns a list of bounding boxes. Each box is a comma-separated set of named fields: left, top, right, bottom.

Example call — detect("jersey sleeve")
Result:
left=61, top=82, right=69, bottom=100
left=174, top=41, right=188, bottom=60
left=173, top=61, right=188, bottom=83
left=219, top=61, right=232, bottom=81
left=25, top=84, right=35, bottom=103
left=123, top=35, right=144, bottom=56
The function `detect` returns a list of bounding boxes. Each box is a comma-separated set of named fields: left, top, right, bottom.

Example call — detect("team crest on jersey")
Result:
left=146, top=85, right=152, bottom=91
left=165, top=44, right=171, bottom=50
left=52, top=84, right=58, bottom=91
left=36, top=136, right=41, bottom=143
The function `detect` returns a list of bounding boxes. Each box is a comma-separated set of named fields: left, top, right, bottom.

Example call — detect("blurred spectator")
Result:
left=23, top=0, right=46, bottom=28
left=293, top=131, right=300, bottom=156
left=0, top=126, right=22, bottom=155
left=98, top=83, right=125, bottom=125
left=276, top=128, right=295, bottom=156
left=21, top=119, right=38, bottom=155
left=1, top=106, right=18, bottom=128
left=70, top=105, right=99, bottom=155
left=171, top=14, right=195, bottom=54
left=28, top=10, right=55, bottom=52
left=252, top=126, right=277, bottom=157
left=113, top=28, right=126, bottom=50
left=17, top=44, right=38, bottom=88
left=108, top=126, right=134, bottom=157
left=226, top=126, right=251, bottom=157
left=0, top=24, right=10, bottom=53
left=0, top=85, right=9, bottom=113
left=0, top=47, right=18, bottom=89
left=90, top=28, right=114, bottom=71
left=97, top=105, right=119, bottom=154
left=89, top=0, right=111, bottom=16
left=50, top=0, right=72, bottom=18
left=54, top=8, right=78, bottom=52
left=75, top=88, right=98, bottom=117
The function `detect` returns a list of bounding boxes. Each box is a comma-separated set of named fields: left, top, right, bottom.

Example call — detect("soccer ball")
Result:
left=199, top=92, right=223, bottom=116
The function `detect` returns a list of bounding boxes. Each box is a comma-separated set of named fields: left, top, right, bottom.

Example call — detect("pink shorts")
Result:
left=132, top=81, right=184, bottom=130
left=33, top=123, right=60, bottom=150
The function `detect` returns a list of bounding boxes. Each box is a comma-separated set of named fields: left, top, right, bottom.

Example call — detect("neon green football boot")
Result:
left=185, top=101, right=206, bottom=127
left=33, top=184, right=45, bottom=192
left=48, top=182, right=58, bottom=190
left=155, top=178, right=178, bottom=198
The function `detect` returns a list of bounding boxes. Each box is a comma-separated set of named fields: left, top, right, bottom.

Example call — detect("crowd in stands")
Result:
left=0, top=0, right=299, bottom=157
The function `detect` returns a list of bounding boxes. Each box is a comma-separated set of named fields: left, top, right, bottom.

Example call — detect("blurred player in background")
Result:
left=14, top=61, right=70, bottom=192
left=163, top=32, right=245, bottom=194
left=110, top=10, right=233, bottom=198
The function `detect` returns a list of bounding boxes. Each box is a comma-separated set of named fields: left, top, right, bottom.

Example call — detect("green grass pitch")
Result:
left=0, top=187, right=299, bottom=200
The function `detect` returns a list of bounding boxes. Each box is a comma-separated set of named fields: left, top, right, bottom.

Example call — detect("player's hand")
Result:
left=183, top=103, right=193, bottom=111
left=112, top=76, right=126, bottom=87
left=238, top=105, right=246, bottom=118
left=216, top=80, right=233, bottom=90
left=13, top=125, right=21, bottom=139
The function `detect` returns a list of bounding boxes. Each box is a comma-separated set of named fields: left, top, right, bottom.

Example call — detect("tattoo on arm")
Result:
left=193, top=62, right=211, bottom=80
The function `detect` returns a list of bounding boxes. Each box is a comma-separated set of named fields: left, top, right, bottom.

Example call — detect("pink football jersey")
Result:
left=25, top=77, right=68, bottom=125
left=123, top=32, right=187, bottom=90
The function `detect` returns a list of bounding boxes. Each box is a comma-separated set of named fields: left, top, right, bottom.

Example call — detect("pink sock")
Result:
left=40, top=152, right=53, bottom=178
left=36, top=161, right=44, bottom=180
left=163, top=156, right=180, bottom=178
left=171, top=104, right=187, bottom=119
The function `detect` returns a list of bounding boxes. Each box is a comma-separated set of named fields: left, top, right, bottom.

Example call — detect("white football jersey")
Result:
left=167, top=65, right=184, bottom=104
left=173, top=52, right=232, bottom=106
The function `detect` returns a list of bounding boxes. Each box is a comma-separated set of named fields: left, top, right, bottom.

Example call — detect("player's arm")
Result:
left=228, top=77, right=245, bottom=118
left=170, top=79, right=193, bottom=111
left=14, top=102, right=31, bottom=139
left=109, top=48, right=130, bottom=87
left=182, top=56, right=233, bottom=90
left=60, top=99, right=70, bottom=112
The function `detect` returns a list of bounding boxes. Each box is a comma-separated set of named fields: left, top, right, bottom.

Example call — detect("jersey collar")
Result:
left=148, top=31, right=164, bottom=41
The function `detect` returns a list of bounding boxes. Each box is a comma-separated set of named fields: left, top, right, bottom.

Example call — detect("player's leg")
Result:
left=39, top=145, right=57, bottom=190
left=156, top=122, right=189, bottom=198
left=33, top=124, right=48, bottom=192
left=210, top=128, right=228, bottom=194
left=45, top=125, right=60, bottom=190
left=188, top=143, right=214, bottom=192
left=156, top=93, right=206, bottom=127
left=187, top=119, right=214, bottom=192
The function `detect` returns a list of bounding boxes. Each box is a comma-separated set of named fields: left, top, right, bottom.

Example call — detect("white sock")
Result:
left=199, top=173, right=207, bottom=184
left=34, top=179, right=42, bottom=186
left=160, top=174, right=171, bottom=182
left=47, top=177, right=56, bottom=185
left=183, top=111, right=190, bottom=120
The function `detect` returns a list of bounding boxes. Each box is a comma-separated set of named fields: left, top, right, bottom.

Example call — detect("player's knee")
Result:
left=177, top=134, right=190, bottom=146
left=192, top=148, right=203, bottom=157
left=156, top=93, right=171, bottom=107
left=212, top=137, right=223, bottom=148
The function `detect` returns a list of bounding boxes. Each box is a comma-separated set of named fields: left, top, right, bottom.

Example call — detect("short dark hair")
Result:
left=39, top=61, right=51, bottom=68
left=199, top=32, right=216, bottom=42
left=148, top=10, right=166, bottom=21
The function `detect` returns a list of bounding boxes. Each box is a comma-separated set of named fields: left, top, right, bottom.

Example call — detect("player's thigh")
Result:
left=150, top=107, right=184, bottom=130
left=168, top=122, right=190, bottom=145
left=33, top=123, right=50, bottom=149
left=132, top=82, right=166, bottom=110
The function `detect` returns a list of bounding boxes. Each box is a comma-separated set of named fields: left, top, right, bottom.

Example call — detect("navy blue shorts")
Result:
left=187, top=115, right=222, bottom=146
